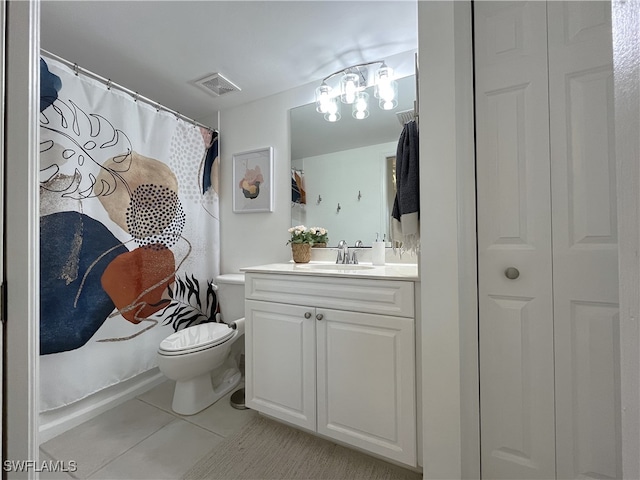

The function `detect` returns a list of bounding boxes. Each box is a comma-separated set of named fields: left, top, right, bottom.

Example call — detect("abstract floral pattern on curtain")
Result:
left=39, top=57, right=221, bottom=411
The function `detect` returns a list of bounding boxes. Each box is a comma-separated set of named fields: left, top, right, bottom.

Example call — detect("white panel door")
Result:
left=475, top=2, right=556, bottom=478
left=547, top=3, right=621, bottom=479
left=245, top=299, right=316, bottom=430
left=477, top=2, right=620, bottom=479
left=316, top=308, right=416, bottom=466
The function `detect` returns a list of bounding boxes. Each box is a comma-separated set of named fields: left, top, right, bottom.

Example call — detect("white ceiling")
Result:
left=40, top=1, right=419, bottom=125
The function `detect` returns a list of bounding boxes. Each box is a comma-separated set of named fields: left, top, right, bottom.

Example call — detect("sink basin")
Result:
left=296, top=263, right=376, bottom=271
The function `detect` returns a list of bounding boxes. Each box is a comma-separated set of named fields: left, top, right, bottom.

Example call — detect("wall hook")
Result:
left=317, top=194, right=322, bottom=205
left=336, top=203, right=341, bottom=213
left=357, top=190, right=362, bottom=201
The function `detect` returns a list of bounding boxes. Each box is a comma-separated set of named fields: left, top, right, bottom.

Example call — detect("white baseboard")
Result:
left=39, top=368, right=166, bottom=444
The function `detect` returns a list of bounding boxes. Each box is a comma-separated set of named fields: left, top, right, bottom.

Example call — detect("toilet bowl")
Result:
left=157, top=273, right=245, bottom=415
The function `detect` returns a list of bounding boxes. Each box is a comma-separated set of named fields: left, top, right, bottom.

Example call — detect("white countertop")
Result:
left=240, top=261, right=419, bottom=281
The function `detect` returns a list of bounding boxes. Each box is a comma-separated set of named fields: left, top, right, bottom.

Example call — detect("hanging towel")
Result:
left=291, top=175, right=301, bottom=203
left=291, top=169, right=306, bottom=205
left=297, top=171, right=306, bottom=204
left=201, top=132, right=219, bottom=194
left=391, top=120, right=420, bottom=254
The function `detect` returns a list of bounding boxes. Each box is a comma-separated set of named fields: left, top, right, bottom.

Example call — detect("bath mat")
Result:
left=182, top=415, right=422, bottom=480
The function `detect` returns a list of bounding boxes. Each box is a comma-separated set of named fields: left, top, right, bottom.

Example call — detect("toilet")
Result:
left=157, top=273, right=245, bottom=415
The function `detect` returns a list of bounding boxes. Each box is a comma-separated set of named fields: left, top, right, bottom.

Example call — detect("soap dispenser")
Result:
left=372, top=233, right=385, bottom=266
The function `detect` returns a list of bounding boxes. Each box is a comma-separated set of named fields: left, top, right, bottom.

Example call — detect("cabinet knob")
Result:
left=316, top=313, right=324, bottom=321
left=304, top=312, right=312, bottom=319
left=504, top=267, right=520, bottom=280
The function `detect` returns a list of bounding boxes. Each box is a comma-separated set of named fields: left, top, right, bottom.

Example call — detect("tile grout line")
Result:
left=85, top=397, right=231, bottom=479
left=43, top=390, right=240, bottom=479
left=136, top=393, right=242, bottom=439
left=84, top=415, right=182, bottom=479
left=137, top=396, right=232, bottom=440
left=81, top=399, right=176, bottom=479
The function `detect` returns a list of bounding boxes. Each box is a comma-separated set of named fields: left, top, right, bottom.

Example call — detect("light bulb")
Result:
left=340, top=73, right=360, bottom=104
left=315, top=84, right=332, bottom=113
left=381, top=99, right=396, bottom=110
left=377, top=74, right=398, bottom=110
left=324, top=97, right=341, bottom=122
left=375, top=66, right=394, bottom=99
left=352, top=91, right=369, bottom=119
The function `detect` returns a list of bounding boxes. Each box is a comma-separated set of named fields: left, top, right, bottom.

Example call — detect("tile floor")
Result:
left=39, top=381, right=257, bottom=479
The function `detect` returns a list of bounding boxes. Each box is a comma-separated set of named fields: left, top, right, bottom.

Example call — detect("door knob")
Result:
left=504, top=267, right=520, bottom=280
left=316, top=313, right=324, bottom=321
left=304, top=312, right=312, bottom=319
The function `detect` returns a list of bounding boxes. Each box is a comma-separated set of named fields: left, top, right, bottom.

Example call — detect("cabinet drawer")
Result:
left=245, top=273, right=414, bottom=318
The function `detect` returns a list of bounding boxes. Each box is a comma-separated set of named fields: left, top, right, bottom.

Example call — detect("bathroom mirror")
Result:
left=290, top=75, right=415, bottom=247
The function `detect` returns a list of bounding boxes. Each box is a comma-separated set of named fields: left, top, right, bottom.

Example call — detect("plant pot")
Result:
left=291, top=243, right=312, bottom=263
left=312, top=243, right=326, bottom=248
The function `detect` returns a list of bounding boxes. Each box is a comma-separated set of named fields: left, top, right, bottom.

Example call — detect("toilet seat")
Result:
left=158, top=322, right=235, bottom=356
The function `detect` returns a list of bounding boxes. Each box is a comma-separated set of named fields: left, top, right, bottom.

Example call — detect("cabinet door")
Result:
left=316, top=308, right=416, bottom=466
left=245, top=299, right=316, bottom=430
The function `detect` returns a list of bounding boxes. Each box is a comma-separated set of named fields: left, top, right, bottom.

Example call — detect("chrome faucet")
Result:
left=336, top=240, right=364, bottom=264
left=351, top=240, right=364, bottom=264
left=336, top=240, right=349, bottom=264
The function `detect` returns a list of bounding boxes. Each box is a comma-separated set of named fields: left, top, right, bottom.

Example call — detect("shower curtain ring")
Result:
left=73, top=63, right=79, bottom=76
left=106, top=80, right=112, bottom=90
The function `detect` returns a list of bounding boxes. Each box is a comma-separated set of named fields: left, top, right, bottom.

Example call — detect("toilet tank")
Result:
left=215, top=273, right=245, bottom=323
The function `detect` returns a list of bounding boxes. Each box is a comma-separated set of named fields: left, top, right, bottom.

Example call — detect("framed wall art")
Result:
left=232, top=147, right=274, bottom=213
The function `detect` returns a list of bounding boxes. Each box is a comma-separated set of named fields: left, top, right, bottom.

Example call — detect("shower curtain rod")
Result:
left=41, top=49, right=217, bottom=133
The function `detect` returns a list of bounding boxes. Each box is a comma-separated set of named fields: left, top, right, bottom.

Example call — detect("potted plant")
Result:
left=309, top=227, right=329, bottom=248
left=287, top=225, right=313, bottom=263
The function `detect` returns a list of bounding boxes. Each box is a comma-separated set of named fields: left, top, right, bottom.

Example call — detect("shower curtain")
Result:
left=39, top=57, right=221, bottom=411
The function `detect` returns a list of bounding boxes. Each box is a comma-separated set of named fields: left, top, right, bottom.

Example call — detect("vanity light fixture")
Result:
left=315, top=60, right=398, bottom=122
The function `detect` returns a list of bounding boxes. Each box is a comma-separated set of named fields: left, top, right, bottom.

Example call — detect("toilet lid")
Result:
left=159, top=322, right=235, bottom=354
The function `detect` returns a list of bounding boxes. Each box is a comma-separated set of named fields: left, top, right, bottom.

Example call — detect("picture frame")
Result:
left=232, top=147, right=274, bottom=213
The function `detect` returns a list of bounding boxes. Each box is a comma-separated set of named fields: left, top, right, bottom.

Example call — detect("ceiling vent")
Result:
left=396, top=109, right=416, bottom=126
left=194, top=73, right=241, bottom=97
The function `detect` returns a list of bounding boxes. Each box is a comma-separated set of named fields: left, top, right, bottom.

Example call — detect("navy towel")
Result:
left=391, top=120, right=419, bottom=253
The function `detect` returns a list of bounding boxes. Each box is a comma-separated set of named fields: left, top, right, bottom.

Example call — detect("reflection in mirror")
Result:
left=290, top=75, right=415, bottom=247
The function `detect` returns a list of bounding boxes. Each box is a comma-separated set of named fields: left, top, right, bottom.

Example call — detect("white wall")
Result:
left=198, top=112, right=219, bottom=131
left=612, top=1, right=640, bottom=478
left=5, top=0, right=41, bottom=473
left=219, top=85, right=313, bottom=273
left=418, top=1, right=477, bottom=479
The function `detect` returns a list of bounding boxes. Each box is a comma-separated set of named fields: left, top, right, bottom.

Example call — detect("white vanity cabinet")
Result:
left=244, top=271, right=417, bottom=467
